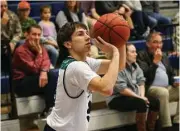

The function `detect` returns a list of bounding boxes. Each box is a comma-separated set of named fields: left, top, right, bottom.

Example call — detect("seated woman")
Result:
left=106, top=43, right=160, bottom=131
left=56, top=0, right=88, bottom=29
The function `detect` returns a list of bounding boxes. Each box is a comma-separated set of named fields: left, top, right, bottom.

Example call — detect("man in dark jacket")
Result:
left=137, top=32, right=179, bottom=131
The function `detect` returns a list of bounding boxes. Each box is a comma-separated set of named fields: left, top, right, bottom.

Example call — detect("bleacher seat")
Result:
left=129, top=37, right=173, bottom=52
left=15, top=95, right=45, bottom=116
left=36, top=92, right=178, bottom=131
left=1, top=119, right=20, bottom=131
left=1, top=73, right=46, bottom=117
left=169, top=55, right=179, bottom=69
left=15, top=69, right=59, bottom=116
left=51, top=2, right=64, bottom=16
left=129, top=40, right=146, bottom=51
left=8, top=1, right=65, bottom=18
left=1, top=75, right=10, bottom=94
left=30, top=2, right=54, bottom=17
left=162, top=37, right=174, bottom=51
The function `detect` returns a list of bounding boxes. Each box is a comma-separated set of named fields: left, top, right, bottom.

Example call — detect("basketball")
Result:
left=93, top=13, right=130, bottom=48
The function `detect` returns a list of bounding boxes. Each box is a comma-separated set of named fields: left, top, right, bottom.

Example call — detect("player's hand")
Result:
left=92, top=36, right=118, bottom=54
left=153, top=48, right=162, bottom=64
left=39, top=71, right=48, bottom=88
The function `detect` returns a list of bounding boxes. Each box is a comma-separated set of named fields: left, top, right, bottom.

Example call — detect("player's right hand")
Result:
left=92, top=36, right=118, bottom=55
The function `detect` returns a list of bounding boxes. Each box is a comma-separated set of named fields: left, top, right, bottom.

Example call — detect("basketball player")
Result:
left=44, top=22, right=126, bottom=131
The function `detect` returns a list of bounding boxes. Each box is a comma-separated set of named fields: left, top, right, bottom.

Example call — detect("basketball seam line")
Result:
left=102, top=14, right=109, bottom=39
left=95, top=15, right=129, bottom=42
left=110, top=24, right=130, bottom=42
left=94, top=14, right=119, bottom=35
left=93, top=14, right=109, bottom=35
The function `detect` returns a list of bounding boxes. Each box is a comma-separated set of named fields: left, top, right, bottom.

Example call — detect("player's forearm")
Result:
left=100, top=48, right=119, bottom=93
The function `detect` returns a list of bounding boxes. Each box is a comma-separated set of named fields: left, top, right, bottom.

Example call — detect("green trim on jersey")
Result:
left=60, top=57, right=76, bottom=70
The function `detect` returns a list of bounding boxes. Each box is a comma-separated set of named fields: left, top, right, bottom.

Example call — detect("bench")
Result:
left=15, top=95, right=45, bottom=116
left=36, top=92, right=178, bottom=131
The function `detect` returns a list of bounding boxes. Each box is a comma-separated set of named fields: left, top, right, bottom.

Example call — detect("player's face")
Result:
left=126, top=45, right=137, bottom=64
left=147, top=34, right=163, bottom=54
left=70, top=27, right=91, bottom=55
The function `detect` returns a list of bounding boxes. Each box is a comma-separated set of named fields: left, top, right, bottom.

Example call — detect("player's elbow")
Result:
left=89, top=84, right=113, bottom=96
left=102, top=88, right=113, bottom=96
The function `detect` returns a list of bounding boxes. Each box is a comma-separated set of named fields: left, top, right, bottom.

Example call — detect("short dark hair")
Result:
left=57, top=22, right=88, bottom=66
left=26, top=24, right=42, bottom=33
left=40, top=5, right=51, bottom=14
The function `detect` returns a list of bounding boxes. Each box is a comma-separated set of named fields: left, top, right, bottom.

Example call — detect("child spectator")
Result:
left=39, top=5, right=59, bottom=67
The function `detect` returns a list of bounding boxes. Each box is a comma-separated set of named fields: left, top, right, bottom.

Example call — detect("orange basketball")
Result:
left=93, top=13, right=130, bottom=48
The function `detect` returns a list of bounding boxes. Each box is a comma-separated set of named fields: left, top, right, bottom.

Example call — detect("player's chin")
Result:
left=85, top=48, right=91, bottom=54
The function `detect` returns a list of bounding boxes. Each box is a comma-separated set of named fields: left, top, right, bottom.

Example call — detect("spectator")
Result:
left=1, top=0, right=22, bottom=53
left=137, top=32, right=179, bottom=131
left=44, top=22, right=126, bottom=131
left=141, top=1, right=172, bottom=35
left=16, top=1, right=36, bottom=47
left=12, top=24, right=57, bottom=116
left=17, top=1, right=36, bottom=39
left=39, top=5, right=59, bottom=67
left=95, top=1, right=134, bottom=29
left=125, top=0, right=157, bottom=39
left=56, top=0, right=88, bottom=29
left=80, top=1, right=100, bottom=29
left=1, top=0, right=22, bottom=77
left=107, top=43, right=160, bottom=131
left=95, top=1, right=121, bottom=16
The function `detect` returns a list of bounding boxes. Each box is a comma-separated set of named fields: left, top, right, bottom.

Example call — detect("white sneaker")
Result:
left=142, top=27, right=150, bottom=38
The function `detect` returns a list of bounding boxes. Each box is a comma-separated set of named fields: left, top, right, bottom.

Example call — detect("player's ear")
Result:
left=64, top=41, right=72, bottom=49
